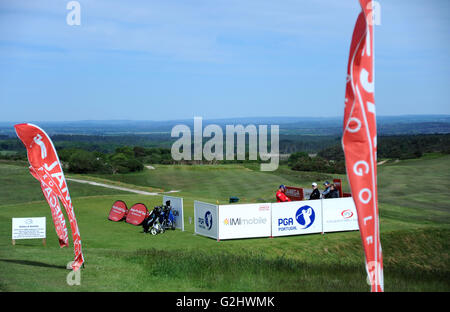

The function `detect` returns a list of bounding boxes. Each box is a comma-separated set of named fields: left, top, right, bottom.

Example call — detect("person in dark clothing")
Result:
left=329, top=184, right=340, bottom=198
left=322, top=181, right=332, bottom=198
left=309, top=182, right=321, bottom=200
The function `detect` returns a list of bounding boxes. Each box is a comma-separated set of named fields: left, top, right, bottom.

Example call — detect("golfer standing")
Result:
left=276, top=185, right=291, bottom=202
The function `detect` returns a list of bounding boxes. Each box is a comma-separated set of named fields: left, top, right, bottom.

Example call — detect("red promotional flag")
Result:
left=342, top=1, right=383, bottom=291
left=15, top=123, right=84, bottom=271
left=108, top=200, right=128, bottom=222
left=125, top=203, right=149, bottom=225
left=30, top=166, right=69, bottom=247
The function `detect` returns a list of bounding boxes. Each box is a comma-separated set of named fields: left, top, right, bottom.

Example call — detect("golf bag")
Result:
left=161, top=204, right=176, bottom=231
left=142, top=206, right=162, bottom=233
left=142, top=202, right=176, bottom=235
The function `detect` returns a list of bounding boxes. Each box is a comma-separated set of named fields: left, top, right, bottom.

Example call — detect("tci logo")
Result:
left=25, top=219, right=33, bottom=225
left=341, top=209, right=354, bottom=219
left=296, top=205, right=315, bottom=229
left=198, top=211, right=213, bottom=230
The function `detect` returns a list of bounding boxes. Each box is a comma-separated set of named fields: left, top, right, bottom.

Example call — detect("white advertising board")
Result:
left=194, top=201, right=218, bottom=239
left=12, top=217, right=46, bottom=240
left=163, top=195, right=184, bottom=231
left=271, top=200, right=323, bottom=237
left=322, top=197, right=359, bottom=233
left=218, top=203, right=271, bottom=240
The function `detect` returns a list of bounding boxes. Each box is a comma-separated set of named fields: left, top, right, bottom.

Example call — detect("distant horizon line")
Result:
left=1, top=113, right=449, bottom=124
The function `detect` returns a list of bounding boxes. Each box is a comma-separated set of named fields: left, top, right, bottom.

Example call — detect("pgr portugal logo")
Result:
left=277, top=205, right=316, bottom=232
left=295, top=205, right=315, bottom=229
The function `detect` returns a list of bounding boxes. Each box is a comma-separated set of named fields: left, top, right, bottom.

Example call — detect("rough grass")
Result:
left=378, top=154, right=450, bottom=223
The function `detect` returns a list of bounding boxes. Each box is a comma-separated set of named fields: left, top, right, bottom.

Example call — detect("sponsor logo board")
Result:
left=272, top=200, right=322, bottom=237
left=322, top=197, right=359, bottom=232
left=218, top=203, right=271, bottom=240
left=194, top=201, right=218, bottom=239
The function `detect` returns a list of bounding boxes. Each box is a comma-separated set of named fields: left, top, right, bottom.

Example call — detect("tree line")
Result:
left=317, top=134, right=450, bottom=162
left=1, top=134, right=449, bottom=174
left=58, top=146, right=173, bottom=174
left=287, top=152, right=346, bottom=174
left=288, top=134, right=450, bottom=174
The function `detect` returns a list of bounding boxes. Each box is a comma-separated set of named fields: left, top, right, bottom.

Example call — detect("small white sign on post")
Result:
left=12, top=217, right=46, bottom=245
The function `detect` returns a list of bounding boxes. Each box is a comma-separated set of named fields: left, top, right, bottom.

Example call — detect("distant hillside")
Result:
left=0, top=115, right=449, bottom=136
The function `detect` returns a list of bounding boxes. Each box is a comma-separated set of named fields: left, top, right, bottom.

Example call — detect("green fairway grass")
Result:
left=83, top=163, right=339, bottom=204
left=0, top=155, right=449, bottom=291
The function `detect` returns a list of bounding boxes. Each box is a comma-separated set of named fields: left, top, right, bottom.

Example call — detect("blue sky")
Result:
left=0, top=0, right=449, bottom=121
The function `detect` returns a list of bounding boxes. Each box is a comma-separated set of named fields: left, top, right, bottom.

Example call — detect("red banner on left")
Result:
left=15, top=123, right=84, bottom=271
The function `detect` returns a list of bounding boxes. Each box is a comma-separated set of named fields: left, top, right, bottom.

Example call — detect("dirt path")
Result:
left=67, top=178, right=176, bottom=196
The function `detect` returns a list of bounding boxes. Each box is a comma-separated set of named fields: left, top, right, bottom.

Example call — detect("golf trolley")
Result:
left=142, top=202, right=176, bottom=235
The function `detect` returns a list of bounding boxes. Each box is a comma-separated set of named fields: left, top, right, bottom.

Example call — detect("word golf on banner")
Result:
left=108, top=200, right=128, bottom=222
left=125, top=203, right=148, bottom=225
left=342, top=0, right=384, bottom=291
left=15, top=123, right=84, bottom=271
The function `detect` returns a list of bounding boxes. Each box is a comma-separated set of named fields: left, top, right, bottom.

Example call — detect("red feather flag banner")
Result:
left=29, top=166, right=69, bottom=247
left=342, top=0, right=384, bottom=291
left=15, top=123, right=84, bottom=271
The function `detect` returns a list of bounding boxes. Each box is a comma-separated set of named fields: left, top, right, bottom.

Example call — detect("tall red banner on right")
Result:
left=342, top=0, right=384, bottom=292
